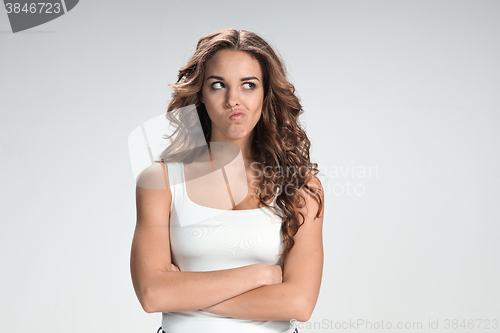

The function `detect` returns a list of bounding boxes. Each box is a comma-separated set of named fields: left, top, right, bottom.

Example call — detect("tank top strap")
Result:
left=164, top=162, right=177, bottom=190
left=163, top=161, right=183, bottom=215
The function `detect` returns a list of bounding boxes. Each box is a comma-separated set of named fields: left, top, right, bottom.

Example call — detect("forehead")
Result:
left=204, top=50, right=262, bottom=78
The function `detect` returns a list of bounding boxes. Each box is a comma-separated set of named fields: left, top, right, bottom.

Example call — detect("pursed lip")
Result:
left=228, top=110, right=245, bottom=118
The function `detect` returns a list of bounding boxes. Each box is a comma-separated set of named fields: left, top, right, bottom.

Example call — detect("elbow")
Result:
left=142, top=303, right=156, bottom=314
left=134, top=272, right=182, bottom=313
left=141, top=300, right=156, bottom=314
left=137, top=283, right=180, bottom=313
left=293, top=310, right=312, bottom=323
left=291, top=295, right=315, bottom=323
left=137, top=286, right=161, bottom=314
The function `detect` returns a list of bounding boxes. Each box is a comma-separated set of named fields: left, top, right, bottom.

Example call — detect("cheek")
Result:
left=202, top=90, right=221, bottom=108
left=254, top=93, right=264, bottom=114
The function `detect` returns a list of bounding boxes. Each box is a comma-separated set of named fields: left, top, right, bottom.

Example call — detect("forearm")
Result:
left=200, top=281, right=313, bottom=322
left=137, top=264, right=268, bottom=313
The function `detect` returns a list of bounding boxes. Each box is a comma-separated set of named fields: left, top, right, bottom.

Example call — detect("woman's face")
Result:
left=201, top=49, right=264, bottom=143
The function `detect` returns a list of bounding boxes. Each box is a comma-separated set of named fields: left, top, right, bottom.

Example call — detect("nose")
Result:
left=226, top=87, right=240, bottom=108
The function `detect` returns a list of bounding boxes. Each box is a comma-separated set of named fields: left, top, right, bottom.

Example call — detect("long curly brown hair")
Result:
left=159, top=28, right=323, bottom=265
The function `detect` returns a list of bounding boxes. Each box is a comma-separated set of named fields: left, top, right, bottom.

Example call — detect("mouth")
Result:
left=228, top=110, right=245, bottom=120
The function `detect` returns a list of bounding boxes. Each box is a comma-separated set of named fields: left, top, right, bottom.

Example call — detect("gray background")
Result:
left=1, top=1, right=499, bottom=332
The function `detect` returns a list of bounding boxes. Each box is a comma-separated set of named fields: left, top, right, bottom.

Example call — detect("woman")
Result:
left=131, top=28, right=324, bottom=333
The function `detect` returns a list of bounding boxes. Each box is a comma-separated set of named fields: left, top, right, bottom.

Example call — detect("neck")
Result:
left=209, top=133, right=254, bottom=162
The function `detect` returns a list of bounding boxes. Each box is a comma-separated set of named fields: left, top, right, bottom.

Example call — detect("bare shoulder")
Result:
left=136, top=162, right=170, bottom=190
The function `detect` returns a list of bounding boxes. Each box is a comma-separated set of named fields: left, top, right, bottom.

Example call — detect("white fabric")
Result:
left=161, top=161, right=294, bottom=333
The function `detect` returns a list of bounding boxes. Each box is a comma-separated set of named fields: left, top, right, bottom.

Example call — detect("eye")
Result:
left=242, top=82, right=256, bottom=90
left=211, top=82, right=224, bottom=89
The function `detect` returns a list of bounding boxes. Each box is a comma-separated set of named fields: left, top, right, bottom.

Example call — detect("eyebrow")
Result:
left=206, top=75, right=260, bottom=82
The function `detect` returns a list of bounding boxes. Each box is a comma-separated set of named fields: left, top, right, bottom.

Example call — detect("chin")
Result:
left=226, top=129, right=250, bottom=140
left=227, top=134, right=248, bottom=141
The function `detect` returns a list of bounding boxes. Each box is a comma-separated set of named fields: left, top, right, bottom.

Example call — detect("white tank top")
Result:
left=161, top=161, right=294, bottom=333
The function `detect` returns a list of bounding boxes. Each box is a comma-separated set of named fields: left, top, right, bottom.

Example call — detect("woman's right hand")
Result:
left=258, top=263, right=283, bottom=286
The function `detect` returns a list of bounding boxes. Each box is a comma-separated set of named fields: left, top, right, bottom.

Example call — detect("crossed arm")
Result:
left=130, top=162, right=324, bottom=322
